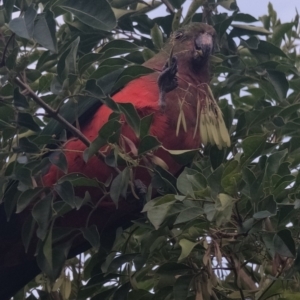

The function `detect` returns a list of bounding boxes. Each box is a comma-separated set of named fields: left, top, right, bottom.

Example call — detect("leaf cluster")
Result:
left=0, top=0, right=300, bottom=299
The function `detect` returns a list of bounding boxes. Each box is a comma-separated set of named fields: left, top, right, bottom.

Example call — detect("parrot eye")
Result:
left=174, top=31, right=183, bottom=39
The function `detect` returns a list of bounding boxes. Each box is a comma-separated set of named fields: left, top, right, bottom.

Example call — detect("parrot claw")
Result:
left=158, top=56, right=178, bottom=108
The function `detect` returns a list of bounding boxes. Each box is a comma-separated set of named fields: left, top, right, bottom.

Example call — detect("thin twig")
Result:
left=0, top=33, right=15, bottom=67
left=15, top=77, right=91, bottom=147
left=161, top=0, right=175, bottom=13
left=229, top=256, right=246, bottom=300
left=85, top=193, right=109, bottom=227
left=14, top=76, right=122, bottom=175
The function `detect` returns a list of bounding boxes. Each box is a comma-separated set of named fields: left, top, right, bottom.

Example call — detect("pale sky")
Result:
left=149, top=0, right=299, bottom=23
left=238, top=0, right=299, bottom=22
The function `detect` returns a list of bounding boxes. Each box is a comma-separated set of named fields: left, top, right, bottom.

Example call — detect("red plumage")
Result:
left=42, top=74, right=202, bottom=188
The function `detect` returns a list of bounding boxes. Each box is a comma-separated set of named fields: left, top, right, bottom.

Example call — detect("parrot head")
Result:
left=169, top=22, right=216, bottom=70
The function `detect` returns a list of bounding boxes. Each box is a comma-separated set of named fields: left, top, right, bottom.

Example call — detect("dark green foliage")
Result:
left=0, top=0, right=300, bottom=299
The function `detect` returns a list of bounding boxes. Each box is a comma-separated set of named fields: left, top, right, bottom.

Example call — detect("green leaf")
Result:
left=266, top=70, right=289, bottom=101
left=112, top=65, right=154, bottom=92
left=17, top=113, right=41, bottom=132
left=37, top=237, right=72, bottom=281
left=38, top=74, right=54, bottom=93
left=110, top=167, right=130, bottom=207
left=89, top=58, right=127, bottom=79
left=99, top=40, right=139, bottom=59
left=84, top=119, right=121, bottom=162
left=53, top=202, right=73, bottom=217
left=173, top=274, right=193, bottom=300
left=17, top=187, right=45, bottom=213
left=43, top=224, right=53, bottom=270
left=0, top=8, right=5, bottom=27
left=32, top=194, right=53, bottom=240
left=58, top=0, right=116, bottom=31
left=178, top=239, right=197, bottom=261
left=152, top=166, right=177, bottom=195
left=177, top=168, right=196, bottom=197
left=73, top=193, right=88, bottom=211
left=258, top=40, right=287, bottom=57
left=165, top=148, right=198, bottom=165
left=146, top=196, right=182, bottom=229
left=174, top=207, right=203, bottom=224
left=8, top=5, right=37, bottom=40
left=163, top=0, right=182, bottom=9
left=59, top=175, right=103, bottom=191
left=142, top=48, right=156, bottom=61
left=151, top=24, right=163, bottom=49
left=252, top=210, right=272, bottom=219
left=186, top=172, right=207, bottom=191
left=85, top=78, right=105, bottom=98
left=273, top=229, right=296, bottom=258
left=111, top=282, right=130, bottom=300
left=33, top=11, right=57, bottom=53
left=0, top=177, right=8, bottom=202
left=81, top=225, right=100, bottom=250
left=209, top=146, right=226, bottom=170
left=231, top=24, right=271, bottom=36
left=272, top=23, right=294, bottom=46
left=239, top=218, right=254, bottom=234
left=240, top=36, right=259, bottom=49
left=234, top=13, right=258, bottom=23
left=78, top=53, right=103, bottom=76
left=143, top=194, right=176, bottom=211
left=113, top=7, right=134, bottom=19
left=173, top=7, right=182, bottom=30
left=3, top=182, right=20, bottom=221
left=218, top=0, right=238, bottom=11
left=241, top=134, right=266, bottom=163
left=119, top=103, right=141, bottom=136
left=156, top=262, right=191, bottom=275
left=22, top=215, right=36, bottom=253
left=65, top=37, right=80, bottom=75
left=250, top=106, right=281, bottom=127
left=253, top=195, right=277, bottom=219
left=221, top=160, right=241, bottom=194
left=139, top=114, right=153, bottom=139
left=18, top=137, right=40, bottom=153
left=279, top=103, right=300, bottom=120
left=3, top=0, right=15, bottom=22
left=205, top=194, right=234, bottom=226
left=54, top=181, right=75, bottom=208
left=16, top=168, right=34, bottom=189
left=264, top=149, right=288, bottom=187
left=216, top=193, right=234, bottom=211
left=13, top=88, right=29, bottom=109
left=96, top=69, right=124, bottom=95
left=49, top=152, right=68, bottom=174
left=138, top=135, right=161, bottom=156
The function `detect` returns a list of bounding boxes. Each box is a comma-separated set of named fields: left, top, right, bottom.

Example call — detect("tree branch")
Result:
left=14, top=76, right=123, bottom=174
left=14, top=77, right=91, bottom=147
left=0, top=33, right=15, bottom=67
left=161, top=0, right=175, bottom=13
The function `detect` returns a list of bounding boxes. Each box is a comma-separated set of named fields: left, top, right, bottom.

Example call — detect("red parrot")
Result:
left=42, top=22, right=229, bottom=188
left=0, top=22, right=230, bottom=299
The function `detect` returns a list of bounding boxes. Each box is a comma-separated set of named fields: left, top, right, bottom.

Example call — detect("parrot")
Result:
left=0, top=22, right=230, bottom=300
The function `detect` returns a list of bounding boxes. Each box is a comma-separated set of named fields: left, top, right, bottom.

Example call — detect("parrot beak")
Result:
left=194, top=33, right=214, bottom=60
